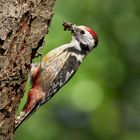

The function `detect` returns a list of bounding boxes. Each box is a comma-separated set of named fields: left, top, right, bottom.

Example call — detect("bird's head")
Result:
left=63, top=22, right=98, bottom=53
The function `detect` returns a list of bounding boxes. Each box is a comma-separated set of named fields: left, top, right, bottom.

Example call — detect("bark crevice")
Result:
left=0, top=0, right=56, bottom=139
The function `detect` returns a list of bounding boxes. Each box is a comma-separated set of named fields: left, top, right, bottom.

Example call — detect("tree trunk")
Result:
left=0, top=0, right=56, bottom=139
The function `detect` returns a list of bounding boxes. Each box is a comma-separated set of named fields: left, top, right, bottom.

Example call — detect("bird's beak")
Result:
left=63, top=21, right=79, bottom=34
left=71, top=24, right=79, bottom=34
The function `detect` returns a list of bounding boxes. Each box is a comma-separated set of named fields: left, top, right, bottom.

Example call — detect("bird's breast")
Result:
left=40, top=51, right=81, bottom=99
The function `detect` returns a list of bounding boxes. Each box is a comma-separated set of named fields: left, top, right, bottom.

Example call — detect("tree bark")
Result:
left=0, top=0, right=56, bottom=139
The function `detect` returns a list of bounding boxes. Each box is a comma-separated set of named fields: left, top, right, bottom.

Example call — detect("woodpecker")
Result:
left=14, top=22, right=98, bottom=131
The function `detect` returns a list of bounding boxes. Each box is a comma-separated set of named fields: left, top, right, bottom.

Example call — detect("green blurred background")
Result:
left=15, top=0, right=140, bottom=140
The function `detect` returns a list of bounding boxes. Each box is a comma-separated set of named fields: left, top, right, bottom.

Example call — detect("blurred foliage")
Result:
left=15, top=0, right=140, bottom=140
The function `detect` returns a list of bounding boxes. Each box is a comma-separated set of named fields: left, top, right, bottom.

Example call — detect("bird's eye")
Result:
left=80, top=30, right=85, bottom=34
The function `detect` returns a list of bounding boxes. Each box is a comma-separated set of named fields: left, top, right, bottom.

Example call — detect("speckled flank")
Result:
left=45, top=55, right=80, bottom=100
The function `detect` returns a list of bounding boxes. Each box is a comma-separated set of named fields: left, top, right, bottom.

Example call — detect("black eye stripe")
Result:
left=80, top=42, right=90, bottom=52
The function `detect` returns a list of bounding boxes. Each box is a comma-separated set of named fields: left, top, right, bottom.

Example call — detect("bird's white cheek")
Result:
left=90, top=39, right=95, bottom=48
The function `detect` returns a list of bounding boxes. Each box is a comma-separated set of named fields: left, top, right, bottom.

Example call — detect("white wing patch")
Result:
left=71, top=53, right=84, bottom=63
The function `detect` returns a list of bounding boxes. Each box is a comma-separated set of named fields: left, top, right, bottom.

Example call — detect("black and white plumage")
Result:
left=14, top=22, right=98, bottom=131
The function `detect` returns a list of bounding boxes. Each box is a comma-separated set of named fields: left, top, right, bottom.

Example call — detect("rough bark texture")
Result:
left=0, top=0, right=56, bottom=139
